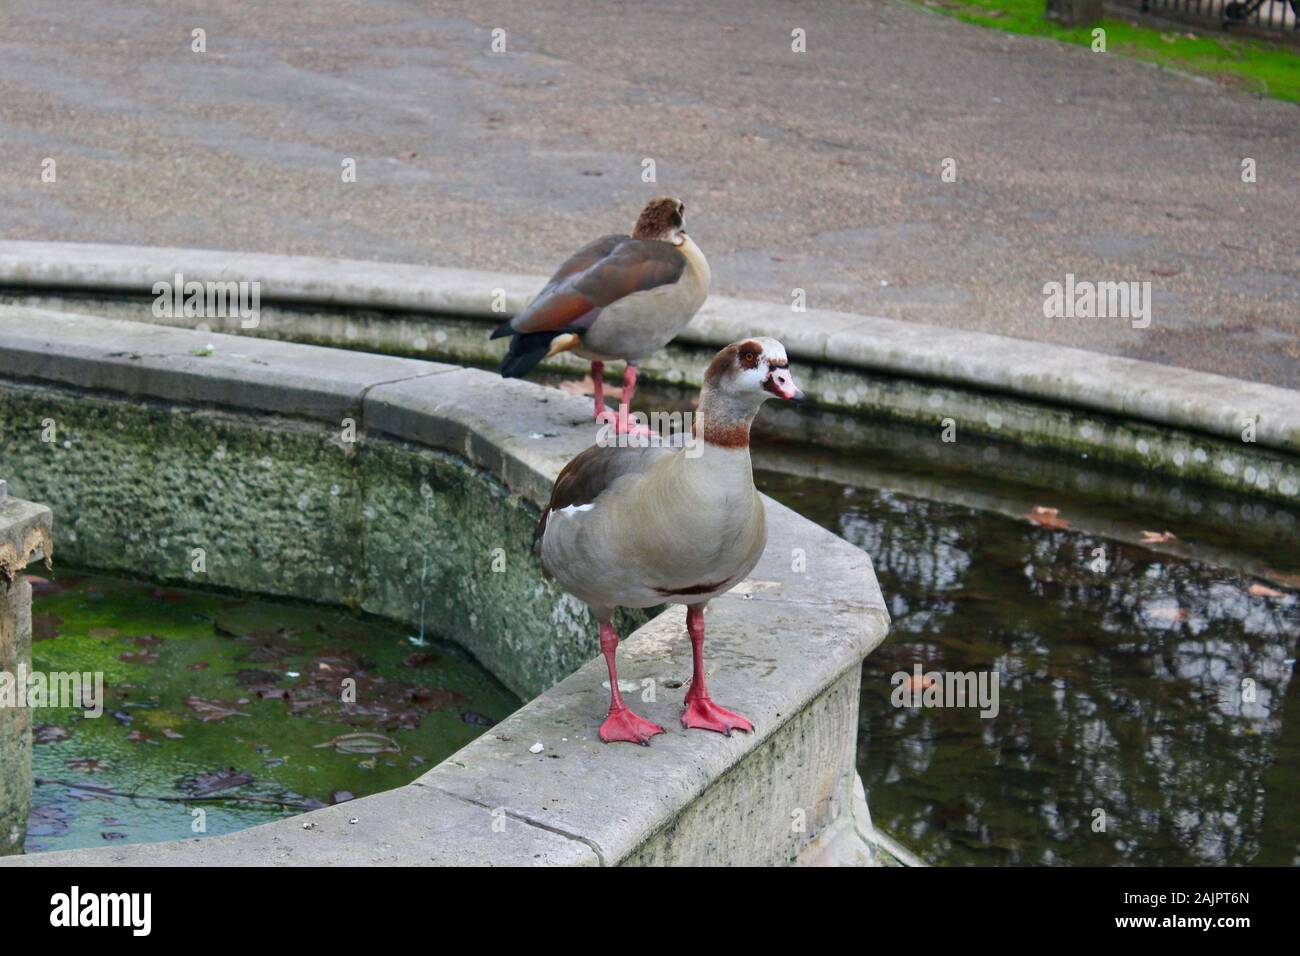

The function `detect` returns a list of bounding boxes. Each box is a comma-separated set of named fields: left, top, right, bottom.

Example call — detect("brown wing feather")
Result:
left=510, top=236, right=686, bottom=335
left=533, top=442, right=674, bottom=550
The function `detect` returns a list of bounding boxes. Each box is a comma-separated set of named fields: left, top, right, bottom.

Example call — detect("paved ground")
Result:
left=1, top=0, right=1296, bottom=386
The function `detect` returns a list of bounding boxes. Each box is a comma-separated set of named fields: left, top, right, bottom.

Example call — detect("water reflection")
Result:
left=760, top=475, right=1300, bottom=866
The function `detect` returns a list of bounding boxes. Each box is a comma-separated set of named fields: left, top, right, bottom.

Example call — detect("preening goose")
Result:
left=535, top=338, right=804, bottom=744
left=492, top=197, right=710, bottom=434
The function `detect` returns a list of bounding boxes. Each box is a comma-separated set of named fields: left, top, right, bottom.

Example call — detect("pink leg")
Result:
left=598, top=621, right=665, bottom=745
left=615, top=363, right=653, bottom=436
left=590, top=361, right=609, bottom=423
left=681, top=606, right=753, bottom=736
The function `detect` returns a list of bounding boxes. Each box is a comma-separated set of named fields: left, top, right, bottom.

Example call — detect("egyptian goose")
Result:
left=535, top=338, right=804, bottom=744
left=491, top=197, right=710, bottom=433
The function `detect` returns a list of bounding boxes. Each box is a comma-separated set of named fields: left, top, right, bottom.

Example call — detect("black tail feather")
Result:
left=497, top=328, right=572, bottom=379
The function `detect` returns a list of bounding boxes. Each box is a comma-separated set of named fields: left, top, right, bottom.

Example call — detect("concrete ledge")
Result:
left=0, top=495, right=51, bottom=856
left=0, top=305, right=890, bottom=866
left=1, top=240, right=1296, bottom=459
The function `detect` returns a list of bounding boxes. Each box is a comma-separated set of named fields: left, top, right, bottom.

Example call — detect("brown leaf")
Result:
left=67, top=757, right=110, bottom=773
left=182, top=767, right=253, bottom=797
left=558, top=375, right=622, bottom=400
left=403, top=652, right=441, bottom=668
left=312, top=732, right=400, bottom=755
left=1141, top=530, right=1178, bottom=543
left=118, top=650, right=160, bottom=665
left=186, top=695, right=251, bottom=722
left=1147, top=606, right=1187, bottom=622
left=234, top=668, right=282, bottom=687
left=1248, top=583, right=1286, bottom=598
left=32, top=613, right=62, bottom=641
left=33, top=724, right=72, bottom=744
left=1027, top=506, right=1071, bottom=530
left=411, top=686, right=468, bottom=710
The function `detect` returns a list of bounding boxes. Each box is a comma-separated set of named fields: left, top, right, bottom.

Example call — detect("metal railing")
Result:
left=1130, top=0, right=1299, bottom=33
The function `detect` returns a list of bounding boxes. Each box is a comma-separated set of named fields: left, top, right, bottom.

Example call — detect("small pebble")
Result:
left=529, top=742, right=544, bottom=754
left=349, top=817, right=359, bottom=825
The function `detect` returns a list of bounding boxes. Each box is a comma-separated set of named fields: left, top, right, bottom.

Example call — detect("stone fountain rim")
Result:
left=0, top=240, right=1295, bottom=457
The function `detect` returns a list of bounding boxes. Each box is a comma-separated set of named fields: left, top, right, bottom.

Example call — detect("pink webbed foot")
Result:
left=600, top=706, right=666, bottom=745
left=681, top=696, right=754, bottom=736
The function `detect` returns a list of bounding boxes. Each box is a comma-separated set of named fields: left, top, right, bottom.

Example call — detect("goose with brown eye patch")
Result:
left=490, top=197, right=710, bottom=436
left=534, top=337, right=804, bottom=745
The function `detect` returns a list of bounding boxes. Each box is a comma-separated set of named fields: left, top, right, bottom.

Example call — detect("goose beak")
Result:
left=764, top=367, right=804, bottom=402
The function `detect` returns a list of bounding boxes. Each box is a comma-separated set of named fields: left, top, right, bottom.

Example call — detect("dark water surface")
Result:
left=758, top=467, right=1300, bottom=866
left=26, top=573, right=519, bottom=853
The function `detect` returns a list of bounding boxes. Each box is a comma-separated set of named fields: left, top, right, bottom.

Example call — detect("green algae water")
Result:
left=25, top=572, right=519, bottom=853
left=758, top=465, right=1300, bottom=867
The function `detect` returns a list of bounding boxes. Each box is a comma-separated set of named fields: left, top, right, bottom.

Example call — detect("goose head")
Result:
left=632, top=197, right=687, bottom=246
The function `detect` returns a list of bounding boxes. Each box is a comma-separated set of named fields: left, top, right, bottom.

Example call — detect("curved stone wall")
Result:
left=0, top=305, right=891, bottom=866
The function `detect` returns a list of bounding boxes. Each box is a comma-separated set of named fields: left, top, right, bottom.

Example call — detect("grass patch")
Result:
left=913, top=0, right=1300, bottom=101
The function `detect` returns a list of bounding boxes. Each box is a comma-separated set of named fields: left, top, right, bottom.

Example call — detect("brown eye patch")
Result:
left=738, top=341, right=762, bottom=368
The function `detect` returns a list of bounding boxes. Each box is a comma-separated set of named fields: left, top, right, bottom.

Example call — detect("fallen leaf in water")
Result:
left=1147, top=606, right=1188, bottom=622
left=182, top=767, right=254, bottom=797
left=29, top=574, right=85, bottom=597
left=1248, top=583, right=1286, bottom=598
left=234, top=668, right=282, bottom=687
left=411, top=686, right=468, bottom=710
left=26, top=805, right=71, bottom=837
left=1027, top=506, right=1071, bottom=530
left=257, top=687, right=288, bottom=700
left=460, top=710, right=496, bottom=727
left=186, top=696, right=251, bottom=722
left=558, top=375, right=622, bottom=400
left=189, top=662, right=210, bottom=671
left=102, top=832, right=127, bottom=841
left=126, top=730, right=160, bottom=745
left=118, top=650, right=160, bottom=665
left=33, top=725, right=72, bottom=744
left=111, top=711, right=133, bottom=726
left=31, top=613, right=62, bottom=641
left=312, top=732, right=400, bottom=755
left=331, top=790, right=356, bottom=804
left=403, top=652, right=440, bottom=668
left=1141, top=530, right=1178, bottom=543
left=161, top=728, right=184, bottom=740
left=88, top=627, right=120, bottom=640
left=67, top=757, right=109, bottom=773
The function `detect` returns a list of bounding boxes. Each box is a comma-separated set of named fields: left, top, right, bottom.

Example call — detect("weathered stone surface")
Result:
left=1, top=246, right=1296, bottom=459
left=0, top=784, right=598, bottom=866
left=6, top=277, right=1298, bottom=505
left=0, top=496, right=51, bottom=857
left=0, top=306, right=454, bottom=425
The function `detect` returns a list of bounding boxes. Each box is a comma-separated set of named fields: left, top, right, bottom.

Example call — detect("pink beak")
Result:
left=765, top=367, right=805, bottom=402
